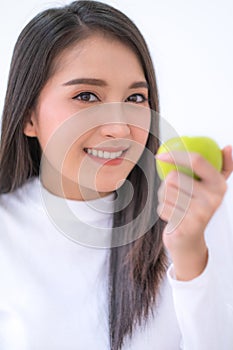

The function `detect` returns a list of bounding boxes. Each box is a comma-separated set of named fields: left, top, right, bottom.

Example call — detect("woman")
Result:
left=0, top=1, right=232, bottom=349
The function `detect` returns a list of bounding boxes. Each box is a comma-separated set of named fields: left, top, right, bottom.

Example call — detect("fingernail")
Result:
left=155, top=153, right=171, bottom=161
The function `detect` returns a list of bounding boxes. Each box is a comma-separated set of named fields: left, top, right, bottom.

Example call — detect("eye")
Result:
left=73, top=92, right=99, bottom=102
left=126, top=93, right=147, bottom=103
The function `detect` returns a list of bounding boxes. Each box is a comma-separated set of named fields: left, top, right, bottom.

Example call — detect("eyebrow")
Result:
left=62, top=78, right=148, bottom=89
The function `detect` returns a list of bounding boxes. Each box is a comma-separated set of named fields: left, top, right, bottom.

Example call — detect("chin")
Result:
left=96, top=178, right=126, bottom=193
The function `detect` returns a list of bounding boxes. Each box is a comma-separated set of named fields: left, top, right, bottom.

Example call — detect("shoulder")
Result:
left=0, top=177, right=40, bottom=214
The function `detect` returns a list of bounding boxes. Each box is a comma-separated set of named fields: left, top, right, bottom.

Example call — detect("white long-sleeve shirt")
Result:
left=0, top=177, right=232, bottom=350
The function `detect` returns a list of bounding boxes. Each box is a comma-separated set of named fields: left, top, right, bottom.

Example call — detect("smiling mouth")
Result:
left=83, top=148, right=128, bottom=160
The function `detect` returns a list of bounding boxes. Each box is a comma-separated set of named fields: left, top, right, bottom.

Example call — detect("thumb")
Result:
left=221, top=145, right=233, bottom=180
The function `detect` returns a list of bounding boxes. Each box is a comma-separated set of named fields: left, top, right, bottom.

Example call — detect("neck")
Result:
left=40, top=163, right=112, bottom=201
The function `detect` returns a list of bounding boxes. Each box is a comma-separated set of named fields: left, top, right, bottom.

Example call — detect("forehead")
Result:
left=50, top=34, right=145, bottom=82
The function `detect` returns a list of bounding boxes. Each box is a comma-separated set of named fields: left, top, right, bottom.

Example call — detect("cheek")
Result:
left=35, top=114, right=69, bottom=151
left=34, top=91, right=75, bottom=148
left=128, top=107, right=151, bottom=147
left=131, top=126, right=149, bottom=146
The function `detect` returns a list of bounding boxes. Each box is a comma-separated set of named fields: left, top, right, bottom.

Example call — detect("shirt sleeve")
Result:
left=167, top=200, right=233, bottom=350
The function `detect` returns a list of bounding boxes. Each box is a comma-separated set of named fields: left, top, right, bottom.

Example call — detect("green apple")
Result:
left=156, top=136, right=223, bottom=180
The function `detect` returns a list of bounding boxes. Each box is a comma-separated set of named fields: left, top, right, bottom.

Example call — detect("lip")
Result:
left=84, top=146, right=129, bottom=153
left=83, top=148, right=128, bottom=166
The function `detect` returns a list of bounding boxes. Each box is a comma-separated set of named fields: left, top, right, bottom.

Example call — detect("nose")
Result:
left=99, top=122, right=131, bottom=138
left=98, top=103, right=131, bottom=138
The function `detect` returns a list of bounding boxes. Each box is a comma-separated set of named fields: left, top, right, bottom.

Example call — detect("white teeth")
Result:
left=98, top=150, right=104, bottom=158
left=85, top=148, right=124, bottom=159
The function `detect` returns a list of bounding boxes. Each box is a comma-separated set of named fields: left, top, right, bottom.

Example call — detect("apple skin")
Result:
left=156, top=136, right=223, bottom=180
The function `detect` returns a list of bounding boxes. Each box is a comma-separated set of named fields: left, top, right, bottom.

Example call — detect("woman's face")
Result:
left=24, top=34, right=151, bottom=200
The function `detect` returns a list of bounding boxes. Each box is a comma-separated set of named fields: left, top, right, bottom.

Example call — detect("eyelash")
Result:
left=125, top=94, right=148, bottom=103
left=73, top=92, right=99, bottom=103
left=72, top=92, right=148, bottom=104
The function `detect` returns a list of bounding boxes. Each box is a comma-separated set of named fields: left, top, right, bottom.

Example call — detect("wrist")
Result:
left=171, top=245, right=208, bottom=281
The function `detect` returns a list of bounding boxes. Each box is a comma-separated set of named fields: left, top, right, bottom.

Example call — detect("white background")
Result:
left=0, top=0, right=232, bottom=221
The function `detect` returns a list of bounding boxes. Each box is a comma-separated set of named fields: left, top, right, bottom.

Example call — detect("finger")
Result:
left=158, top=172, right=193, bottom=209
left=156, top=151, right=223, bottom=185
left=158, top=184, right=192, bottom=212
left=164, top=170, right=195, bottom=197
left=163, top=165, right=226, bottom=210
left=157, top=201, right=186, bottom=233
left=221, top=145, right=233, bottom=180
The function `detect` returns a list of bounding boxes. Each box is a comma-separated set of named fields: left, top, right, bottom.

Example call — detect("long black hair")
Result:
left=0, top=1, right=167, bottom=349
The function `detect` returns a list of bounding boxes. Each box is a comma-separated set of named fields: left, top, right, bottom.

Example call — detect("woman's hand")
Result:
left=156, top=145, right=233, bottom=281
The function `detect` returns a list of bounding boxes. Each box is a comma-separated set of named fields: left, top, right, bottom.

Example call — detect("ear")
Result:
left=23, top=111, right=37, bottom=137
